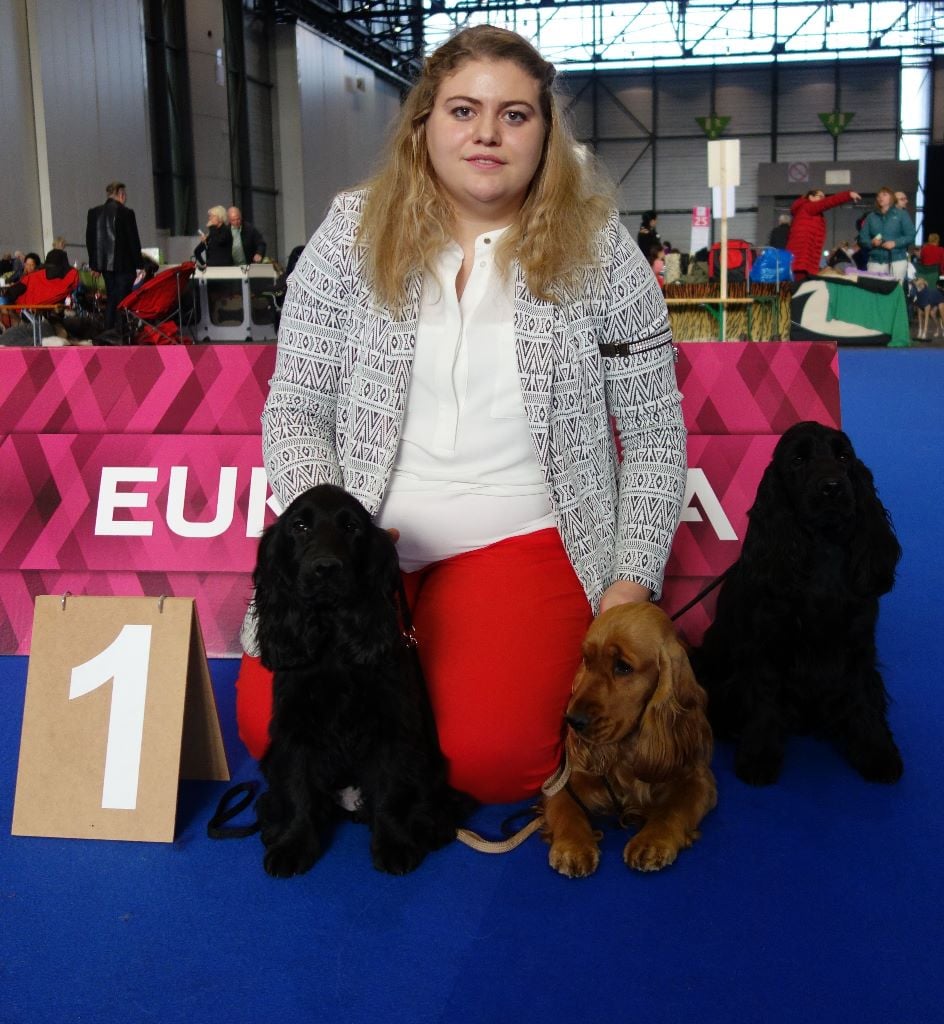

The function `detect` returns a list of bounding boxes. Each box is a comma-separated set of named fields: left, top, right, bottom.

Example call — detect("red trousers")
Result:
left=236, top=528, right=592, bottom=803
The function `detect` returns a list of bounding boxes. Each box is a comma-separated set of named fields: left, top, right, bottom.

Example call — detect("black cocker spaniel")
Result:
left=692, top=421, right=904, bottom=786
left=252, top=483, right=473, bottom=877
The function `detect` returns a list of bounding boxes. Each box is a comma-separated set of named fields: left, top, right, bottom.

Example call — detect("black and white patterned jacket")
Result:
left=262, top=190, right=686, bottom=610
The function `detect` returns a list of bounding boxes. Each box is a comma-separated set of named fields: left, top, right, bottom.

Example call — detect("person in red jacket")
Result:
left=918, top=233, right=944, bottom=273
left=0, top=250, right=79, bottom=345
left=786, top=188, right=861, bottom=280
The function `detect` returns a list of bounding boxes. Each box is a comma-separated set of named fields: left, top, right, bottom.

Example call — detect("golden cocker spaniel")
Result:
left=542, top=602, right=717, bottom=877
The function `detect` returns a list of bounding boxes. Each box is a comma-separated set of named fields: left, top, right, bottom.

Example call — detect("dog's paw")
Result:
left=624, top=834, right=680, bottom=872
left=848, top=740, right=904, bottom=784
left=371, top=836, right=425, bottom=875
left=548, top=840, right=600, bottom=878
left=262, top=833, right=321, bottom=878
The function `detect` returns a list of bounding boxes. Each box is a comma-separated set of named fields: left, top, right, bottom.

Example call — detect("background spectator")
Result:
left=85, top=181, right=145, bottom=328
left=859, top=186, right=915, bottom=282
left=768, top=214, right=791, bottom=249
left=787, top=188, right=860, bottom=281
left=637, top=210, right=661, bottom=256
left=227, top=207, right=267, bottom=264
left=0, top=249, right=79, bottom=346
left=194, top=206, right=233, bottom=267
left=919, top=232, right=944, bottom=272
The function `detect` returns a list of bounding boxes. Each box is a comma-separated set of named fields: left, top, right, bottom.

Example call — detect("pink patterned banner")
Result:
left=0, top=342, right=839, bottom=655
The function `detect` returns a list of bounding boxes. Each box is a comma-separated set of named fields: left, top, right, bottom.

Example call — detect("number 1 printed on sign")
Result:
left=69, top=625, right=152, bottom=810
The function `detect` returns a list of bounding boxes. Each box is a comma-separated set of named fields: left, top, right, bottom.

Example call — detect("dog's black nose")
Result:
left=820, top=477, right=844, bottom=498
left=566, top=712, right=590, bottom=733
left=310, top=556, right=342, bottom=577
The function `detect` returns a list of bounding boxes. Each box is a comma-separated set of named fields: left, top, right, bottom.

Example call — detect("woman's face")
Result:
left=23, top=257, right=38, bottom=274
left=876, top=190, right=893, bottom=213
left=425, top=58, right=546, bottom=228
left=207, top=211, right=222, bottom=228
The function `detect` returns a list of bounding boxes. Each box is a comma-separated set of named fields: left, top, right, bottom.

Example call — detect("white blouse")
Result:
left=375, top=228, right=556, bottom=570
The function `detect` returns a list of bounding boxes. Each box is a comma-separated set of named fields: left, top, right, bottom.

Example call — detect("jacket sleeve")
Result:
left=261, top=195, right=351, bottom=507
left=819, top=191, right=853, bottom=214
left=249, top=225, right=266, bottom=259
left=599, top=216, right=687, bottom=599
left=127, top=209, right=144, bottom=269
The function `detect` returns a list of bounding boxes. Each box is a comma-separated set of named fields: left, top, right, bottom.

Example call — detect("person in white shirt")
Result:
left=237, top=26, right=687, bottom=803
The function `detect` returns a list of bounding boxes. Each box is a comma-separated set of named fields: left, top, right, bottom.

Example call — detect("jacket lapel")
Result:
left=512, top=262, right=554, bottom=471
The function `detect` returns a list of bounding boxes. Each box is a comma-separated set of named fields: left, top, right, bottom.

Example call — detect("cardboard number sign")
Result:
left=12, top=596, right=230, bottom=843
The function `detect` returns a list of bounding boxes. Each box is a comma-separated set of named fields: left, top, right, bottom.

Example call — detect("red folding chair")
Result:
left=118, top=261, right=195, bottom=345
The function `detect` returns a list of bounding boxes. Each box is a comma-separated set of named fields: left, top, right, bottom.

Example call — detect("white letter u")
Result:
left=165, top=466, right=237, bottom=538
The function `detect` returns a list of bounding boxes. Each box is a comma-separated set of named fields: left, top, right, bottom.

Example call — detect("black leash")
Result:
left=207, top=781, right=261, bottom=839
left=668, top=564, right=733, bottom=623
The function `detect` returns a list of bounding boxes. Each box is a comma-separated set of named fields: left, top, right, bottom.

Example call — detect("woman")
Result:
left=237, top=26, right=687, bottom=803
left=193, top=206, right=233, bottom=267
left=786, top=188, right=860, bottom=280
left=857, top=187, right=915, bottom=283
left=637, top=211, right=661, bottom=257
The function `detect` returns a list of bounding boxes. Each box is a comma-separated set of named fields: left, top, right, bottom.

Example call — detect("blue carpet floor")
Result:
left=1, top=347, right=942, bottom=1024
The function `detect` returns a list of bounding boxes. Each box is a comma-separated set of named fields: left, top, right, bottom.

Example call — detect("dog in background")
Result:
left=542, top=603, right=716, bottom=877
left=693, top=421, right=903, bottom=786
left=252, top=483, right=472, bottom=877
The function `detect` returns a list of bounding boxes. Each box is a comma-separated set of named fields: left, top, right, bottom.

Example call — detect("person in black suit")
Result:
left=85, top=181, right=144, bottom=329
left=227, top=207, right=267, bottom=264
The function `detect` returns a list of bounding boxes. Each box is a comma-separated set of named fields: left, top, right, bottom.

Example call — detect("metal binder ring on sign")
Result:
left=60, top=591, right=72, bottom=611
left=157, top=595, right=166, bottom=613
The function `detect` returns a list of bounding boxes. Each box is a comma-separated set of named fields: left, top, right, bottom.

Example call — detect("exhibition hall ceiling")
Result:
left=269, top=0, right=943, bottom=80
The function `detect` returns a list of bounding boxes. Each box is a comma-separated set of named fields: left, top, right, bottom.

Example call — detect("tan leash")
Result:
left=455, top=752, right=572, bottom=854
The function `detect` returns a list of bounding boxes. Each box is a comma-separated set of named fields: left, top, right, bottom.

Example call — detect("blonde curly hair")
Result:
left=357, top=26, right=613, bottom=307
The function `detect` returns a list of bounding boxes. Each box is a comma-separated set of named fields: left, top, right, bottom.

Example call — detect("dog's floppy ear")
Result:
left=252, top=521, right=303, bottom=670
left=633, top=635, right=712, bottom=784
left=365, top=523, right=402, bottom=598
left=848, top=456, right=902, bottom=596
left=739, top=454, right=801, bottom=579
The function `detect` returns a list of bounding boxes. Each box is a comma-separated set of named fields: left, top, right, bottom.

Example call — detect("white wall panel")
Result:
left=839, top=63, right=898, bottom=131
left=657, top=72, right=714, bottom=136
left=596, top=139, right=652, bottom=212
left=775, top=132, right=836, bottom=163
left=594, top=78, right=653, bottom=140
left=0, top=1, right=41, bottom=256
left=717, top=70, right=774, bottom=135
left=654, top=138, right=709, bottom=210
left=837, top=131, right=899, bottom=161
left=294, top=24, right=401, bottom=235
left=776, top=66, right=836, bottom=133
left=1, top=0, right=155, bottom=261
left=187, top=3, right=229, bottom=227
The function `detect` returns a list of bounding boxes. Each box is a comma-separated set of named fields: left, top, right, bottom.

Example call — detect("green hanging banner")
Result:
left=818, top=111, right=855, bottom=137
left=696, top=115, right=731, bottom=139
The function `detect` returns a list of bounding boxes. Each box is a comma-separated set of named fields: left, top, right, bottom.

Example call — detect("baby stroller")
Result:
left=117, top=261, right=195, bottom=345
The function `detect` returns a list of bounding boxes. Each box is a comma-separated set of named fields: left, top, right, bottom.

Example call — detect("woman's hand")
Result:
left=599, top=579, right=652, bottom=613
